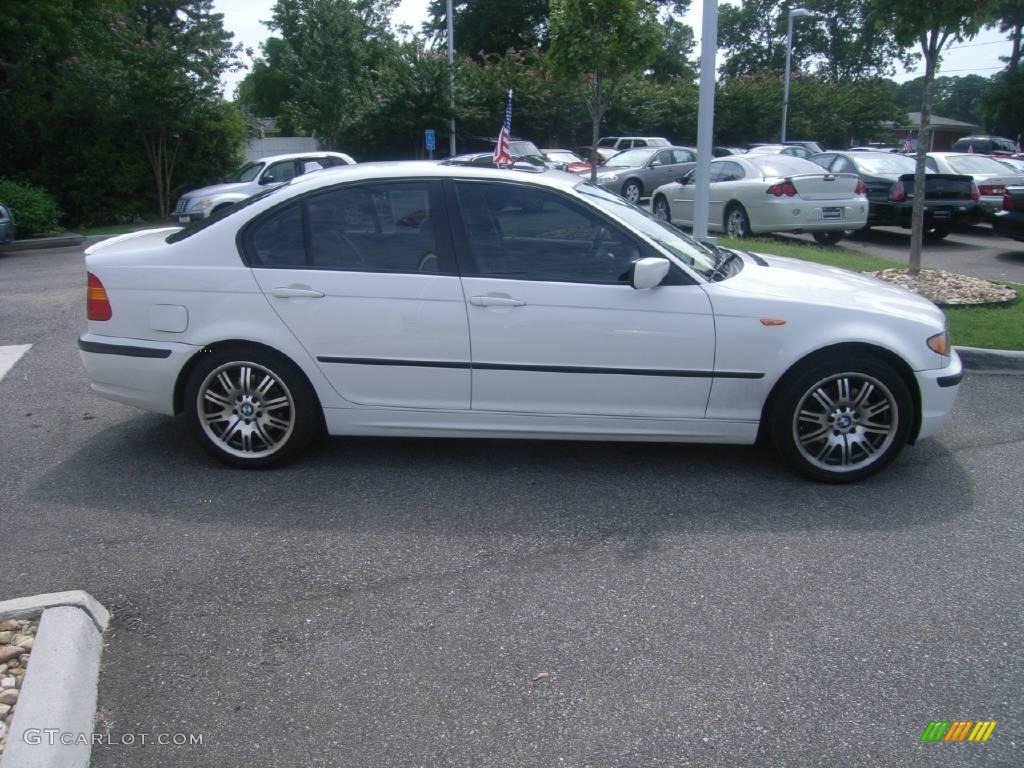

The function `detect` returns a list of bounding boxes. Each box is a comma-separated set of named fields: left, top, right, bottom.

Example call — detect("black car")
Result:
left=811, top=151, right=978, bottom=239
left=993, top=186, right=1024, bottom=243
left=0, top=204, right=14, bottom=245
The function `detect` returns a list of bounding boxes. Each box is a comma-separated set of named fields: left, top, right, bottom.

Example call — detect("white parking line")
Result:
left=0, top=344, right=32, bottom=383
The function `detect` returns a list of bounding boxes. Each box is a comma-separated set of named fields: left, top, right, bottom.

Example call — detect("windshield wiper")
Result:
left=707, top=248, right=739, bottom=282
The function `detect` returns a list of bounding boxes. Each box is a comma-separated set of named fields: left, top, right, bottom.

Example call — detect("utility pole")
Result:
left=781, top=8, right=813, bottom=143
left=447, top=0, right=456, bottom=157
left=691, top=0, right=718, bottom=242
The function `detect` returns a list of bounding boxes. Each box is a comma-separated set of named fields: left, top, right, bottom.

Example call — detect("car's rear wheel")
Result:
left=812, top=230, right=844, bottom=246
left=653, top=195, right=671, bottom=221
left=185, top=346, right=319, bottom=468
left=724, top=204, right=751, bottom=238
left=622, top=180, right=642, bottom=203
left=770, top=354, right=914, bottom=483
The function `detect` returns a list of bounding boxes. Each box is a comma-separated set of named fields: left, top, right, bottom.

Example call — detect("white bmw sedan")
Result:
left=79, top=163, right=960, bottom=482
left=651, top=154, right=869, bottom=245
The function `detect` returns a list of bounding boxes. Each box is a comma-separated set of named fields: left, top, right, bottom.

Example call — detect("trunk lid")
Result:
left=790, top=172, right=860, bottom=201
left=899, top=173, right=974, bottom=201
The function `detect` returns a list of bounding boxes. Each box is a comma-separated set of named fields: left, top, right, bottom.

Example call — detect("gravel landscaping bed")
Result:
left=865, top=268, right=1019, bottom=306
left=0, top=616, right=37, bottom=755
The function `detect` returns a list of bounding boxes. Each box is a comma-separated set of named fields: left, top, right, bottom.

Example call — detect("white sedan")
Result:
left=651, top=154, right=868, bottom=245
left=79, top=163, right=960, bottom=482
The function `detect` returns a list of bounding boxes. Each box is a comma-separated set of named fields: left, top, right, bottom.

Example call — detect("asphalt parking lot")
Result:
left=1, top=243, right=1022, bottom=767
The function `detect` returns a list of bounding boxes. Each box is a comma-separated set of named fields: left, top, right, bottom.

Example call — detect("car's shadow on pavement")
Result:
left=995, top=247, right=1024, bottom=263
left=30, top=411, right=973, bottom=539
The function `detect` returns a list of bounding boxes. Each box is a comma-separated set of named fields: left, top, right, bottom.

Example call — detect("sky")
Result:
left=214, top=0, right=1013, bottom=97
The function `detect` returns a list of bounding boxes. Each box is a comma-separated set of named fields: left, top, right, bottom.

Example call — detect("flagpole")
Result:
left=447, top=0, right=456, bottom=157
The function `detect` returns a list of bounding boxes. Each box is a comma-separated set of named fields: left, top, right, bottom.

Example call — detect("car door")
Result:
left=645, top=149, right=679, bottom=189
left=245, top=179, right=471, bottom=409
left=254, top=160, right=299, bottom=195
left=708, top=161, right=745, bottom=228
left=669, top=164, right=721, bottom=226
left=449, top=180, right=716, bottom=419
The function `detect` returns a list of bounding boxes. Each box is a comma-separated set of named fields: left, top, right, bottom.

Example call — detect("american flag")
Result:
left=967, top=143, right=974, bottom=153
left=1016, top=135, right=1022, bottom=155
left=901, top=133, right=913, bottom=153
left=493, top=89, right=513, bottom=168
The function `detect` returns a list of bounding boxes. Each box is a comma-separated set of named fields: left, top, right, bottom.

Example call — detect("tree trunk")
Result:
left=590, top=110, right=600, bottom=185
left=909, top=30, right=944, bottom=275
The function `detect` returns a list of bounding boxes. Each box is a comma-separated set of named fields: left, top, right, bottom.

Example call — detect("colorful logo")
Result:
left=921, top=721, right=997, bottom=742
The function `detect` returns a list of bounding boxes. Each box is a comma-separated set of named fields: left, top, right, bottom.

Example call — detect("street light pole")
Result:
left=447, top=0, right=456, bottom=157
left=781, top=8, right=812, bottom=144
left=692, top=0, right=719, bottom=242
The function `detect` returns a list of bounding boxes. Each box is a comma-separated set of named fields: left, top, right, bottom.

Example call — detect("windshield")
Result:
left=948, top=155, right=1014, bottom=175
left=510, top=140, right=542, bottom=158
left=604, top=148, right=657, bottom=168
left=577, top=183, right=723, bottom=280
left=224, top=162, right=264, bottom=183
left=855, top=154, right=916, bottom=174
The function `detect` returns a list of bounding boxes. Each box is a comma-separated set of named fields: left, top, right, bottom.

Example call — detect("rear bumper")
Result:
left=868, top=200, right=978, bottom=228
left=914, top=349, right=963, bottom=441
left=78, top=333, right=196, bottom=415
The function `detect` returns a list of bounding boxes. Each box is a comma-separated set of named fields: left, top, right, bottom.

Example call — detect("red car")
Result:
left=542, top=149, right=592, bottom=175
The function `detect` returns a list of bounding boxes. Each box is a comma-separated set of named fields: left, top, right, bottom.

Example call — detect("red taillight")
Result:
left=978, top=184, right=1006, bottom=196
left=766, top=179, right=798, bottom=197
left=969, top=181, right=980, bottom=202
left=854, top=179, right=866, bottom=195
left=889, top=181, right=906, bottom=202
left=87, top=272, right=112, bottom=321
left=1005, top=193, right=1017, bottom=211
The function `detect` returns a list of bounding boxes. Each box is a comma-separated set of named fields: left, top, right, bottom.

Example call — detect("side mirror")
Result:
left=260, top=175, right=276, bottom=185
left=630, top=257, right=671, bottom=290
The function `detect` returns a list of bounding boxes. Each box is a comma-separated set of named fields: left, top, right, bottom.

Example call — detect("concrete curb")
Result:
left=955, top=345, right=1024, bottom=374
left=0, top=592, right=108, bottom=768
left=0, top=234, right=85, bottom=251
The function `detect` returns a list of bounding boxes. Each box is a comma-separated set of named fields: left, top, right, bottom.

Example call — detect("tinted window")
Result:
left=633, top=139, right=647, bottom=147
left=717, top=161, right=745, bottom=181
left=306, top=182, right=439, bottom=273
left=226, top=162, right=263, bottom=183
left=262, top=161, right=297, bottom=184
left=455, top=182, right=646, bottom=284
left=651, top=150, right=674, bottom=166
left=672, top=149, right=695, bottom=164
left=830, top=156, right=856, bottom=173
left=598, top=138, right=617, bottom=147
left=248, top=203, right=305, bottom=267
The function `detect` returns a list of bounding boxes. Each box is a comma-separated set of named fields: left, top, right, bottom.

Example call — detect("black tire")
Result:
left=184, top=345, right=319, bottom=468
left=622, top=180, right=642, bottom=203
left=653, top=195, right=671, bottom=221
left=925, top=226, right=950, bottom=240
left=724, top=203, right=751, bottom=238
left=770, top=353, right=914, bottom=483
left=812, top=230, right=844, bottom=246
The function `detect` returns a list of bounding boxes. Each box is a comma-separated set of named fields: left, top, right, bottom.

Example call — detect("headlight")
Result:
left=598, top=174, right=619, bottom=183
left=189, top=198, right=215, bottom=211
left=927, top=331, right=949, bottom=356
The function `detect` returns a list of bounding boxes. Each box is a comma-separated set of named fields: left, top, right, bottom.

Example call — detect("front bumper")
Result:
left=993, top=210, right=1024, bottom=242
left=78, top=333, right=198, bottom=415
left=914, top=349, right=963, bottom=441
left=170, top=209, right=209, bottom=224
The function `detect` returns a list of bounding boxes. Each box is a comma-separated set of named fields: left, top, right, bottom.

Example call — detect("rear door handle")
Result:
left=271, top=286, right=324, bottom=299
left=470, top=295, right=526, bottom=307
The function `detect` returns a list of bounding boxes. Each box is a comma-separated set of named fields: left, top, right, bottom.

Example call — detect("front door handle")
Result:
left=470, top=295, right=526, bottom=307
left=271, top=286, right=324, bottom=299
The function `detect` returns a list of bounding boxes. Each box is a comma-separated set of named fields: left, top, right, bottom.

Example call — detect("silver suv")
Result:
left=597, top=136, right=671, bottom=152
left=172, top=151, right=355, bottom=223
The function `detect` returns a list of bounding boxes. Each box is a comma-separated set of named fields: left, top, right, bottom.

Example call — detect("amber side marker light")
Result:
left=760, top=318, right=787, bottom=326
left=87, top=272, right=112, bottom=321
left=927, top=332, right=949, bottom=355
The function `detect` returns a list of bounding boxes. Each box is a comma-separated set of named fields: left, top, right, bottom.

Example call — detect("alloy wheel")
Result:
left=653, top=198, right=670, bottom=221
left=197, top=362, right=296, bottom=459
left=791, top=372, right=898, bottom=473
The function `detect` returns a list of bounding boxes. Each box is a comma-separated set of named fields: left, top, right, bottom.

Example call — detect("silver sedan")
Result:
left=593, top=147, right=697, bottom=203
left=927, top=152, right=1024, bottom=219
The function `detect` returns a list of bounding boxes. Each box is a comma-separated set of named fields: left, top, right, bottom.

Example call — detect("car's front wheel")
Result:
left=770, top=354, right=914, bottom=483
left=653, top=195, right=671, bottom=221
left=724, top=204, right=751, bottom=238
left=622, top=180, right=642, bottom=203
left=185, top=346, right=319, bottom=468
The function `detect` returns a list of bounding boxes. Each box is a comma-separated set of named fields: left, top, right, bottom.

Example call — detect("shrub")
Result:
left=0, top=179, right=61, bottom=236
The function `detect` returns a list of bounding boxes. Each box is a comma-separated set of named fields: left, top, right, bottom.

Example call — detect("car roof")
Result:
left=253, top=151, right=351, bottom=163
left=284, top=161, right=582, bottom=193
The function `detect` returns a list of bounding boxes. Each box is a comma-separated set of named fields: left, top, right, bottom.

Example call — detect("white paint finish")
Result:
left=0, top=344, right=31, bottom=383
left=149, top=304, right=188, bottom=333
left=460, top=276, right=715, bottom=417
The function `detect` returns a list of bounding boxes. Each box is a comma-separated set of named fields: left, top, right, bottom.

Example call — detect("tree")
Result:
left=870, top=0, right=999, bottom=273
left=802, top=0, right=910, bottom=82
left=424, top=0, right=550, bottom=56
left=717, top=0, right=798, bottom=78
left=989, top=0, right=1024, bottom=71
left=549, top=0, right=662, bottom=183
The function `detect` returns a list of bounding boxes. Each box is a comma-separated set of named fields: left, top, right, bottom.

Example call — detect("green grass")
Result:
left=717, top=235, right=1023, bottom=351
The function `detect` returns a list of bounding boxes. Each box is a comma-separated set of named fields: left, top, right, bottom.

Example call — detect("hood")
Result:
left=714, top=251, right=945, bottom=328
left=180, top=181, right=251, bottom=199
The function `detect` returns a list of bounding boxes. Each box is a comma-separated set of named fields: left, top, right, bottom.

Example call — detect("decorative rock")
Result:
left=0, top=689, right=16, bottom=705
left=864, top=268, right=1018, bottom=306
left=0, top=646, right=25, bottom=664
left=15, top=637, right=32, bottom=651
left=0, top=632, right=12, bottom=644
left=0, top=677, right=14, bottom=689
left=0, top=621, right=19, bottom=632
left=0, top=703, right=9, bottom=718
